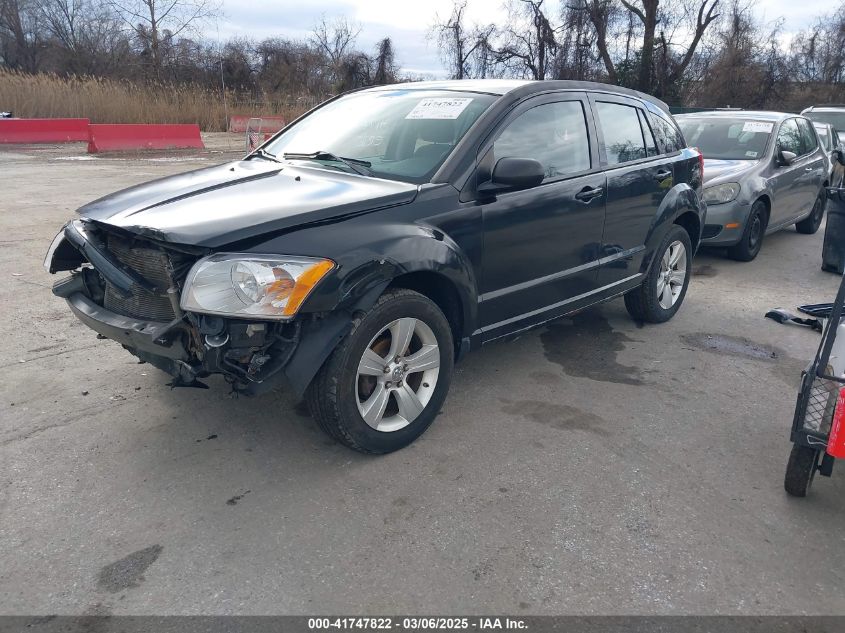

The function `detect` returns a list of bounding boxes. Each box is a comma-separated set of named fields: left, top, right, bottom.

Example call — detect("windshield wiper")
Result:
left=283, top=151, right=371, bottom=176
left=249, top=147, right=281, bottom=163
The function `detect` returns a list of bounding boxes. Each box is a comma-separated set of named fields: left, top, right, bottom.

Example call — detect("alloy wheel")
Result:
left=355, top=317, right=440, bottom=432
left=656, top=240, right=687, bottom=310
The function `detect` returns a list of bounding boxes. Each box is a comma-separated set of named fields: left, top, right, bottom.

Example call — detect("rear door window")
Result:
left=493, top=100, right=591, bottom=180
left=777, top=119, right=802, bottom=155
left=595, top=101, right=648, bottom=165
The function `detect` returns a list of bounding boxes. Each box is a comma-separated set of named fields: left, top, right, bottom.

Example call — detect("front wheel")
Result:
left=306, top=288, right=454, bottom=454
left=624, top=225, right=692, bottom=324
left=728, top=200, right=767, bottom=261
left=795, top=192, right=826, bottom=234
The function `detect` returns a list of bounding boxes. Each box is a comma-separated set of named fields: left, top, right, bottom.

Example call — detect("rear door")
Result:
left=589, top=94, right=674, bottom=287
left=477, top=92, right=607, bottom=337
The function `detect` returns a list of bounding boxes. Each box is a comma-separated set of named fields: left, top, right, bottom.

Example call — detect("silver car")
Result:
left=676, top=111, right=828, bottom=261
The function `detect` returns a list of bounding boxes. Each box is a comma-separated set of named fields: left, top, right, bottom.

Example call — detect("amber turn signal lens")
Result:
left=282, top=259, right=335, bottom=316
left=725, top=222, right=740, bottom=229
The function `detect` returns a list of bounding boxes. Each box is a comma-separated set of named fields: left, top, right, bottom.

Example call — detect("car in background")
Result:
left=802, top=105, right=845, bottom=137
left=676, top=111, right=828, bottom=261
left=813, top=121, right=841, bottom=179
left=45, top=79, right=706, bottom=454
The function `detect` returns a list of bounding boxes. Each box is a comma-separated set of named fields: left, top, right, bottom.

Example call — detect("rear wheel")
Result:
left=795, top=191, right=826, bottom=234
left=728, top=200, right=767, bottom=261
left=624, top=225, right=691, bottom=324
left=306, top=288, right=454, bottom=454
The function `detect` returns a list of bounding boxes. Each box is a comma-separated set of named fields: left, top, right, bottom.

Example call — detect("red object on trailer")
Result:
left=827, top=388, right=845, bottom=459
left=0, top=118, right=89, bottom=143
left=87, top=124, right=204, bottom=153
left=229, top=115, right=285, bottom=134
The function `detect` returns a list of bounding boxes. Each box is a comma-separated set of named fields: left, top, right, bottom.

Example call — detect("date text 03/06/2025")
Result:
left=307, top=618, right=528, bottom=630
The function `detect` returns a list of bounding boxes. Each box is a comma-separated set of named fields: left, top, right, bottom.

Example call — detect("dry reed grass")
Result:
left=0, top=69, right=315, bottom=131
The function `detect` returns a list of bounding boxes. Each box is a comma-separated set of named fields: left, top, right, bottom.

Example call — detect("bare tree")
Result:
left=311, top=15, right=361, bottom=88
left=372, top=36, right=396, bottom=85
left=107, top=0, right=220, bottom=74
left=431, top=1, right=496, bottom=79
left=656, top=0, right=720, bottom=95
left=582, top=0, right=719, bottom=97
left=0, top=0, right=41, bottom=70
left=582, top=0, right=618, bottom=83
left=37, top=0, right=128, bottom=74
left=495, top=0, right=560, bottom=79
left=791, top=5, right=845, bottom=85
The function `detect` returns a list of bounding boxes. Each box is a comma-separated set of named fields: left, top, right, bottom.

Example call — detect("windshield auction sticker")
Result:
left=742, top=121, right=774, bottom=133
left=405, top=97, right=473, bottom=120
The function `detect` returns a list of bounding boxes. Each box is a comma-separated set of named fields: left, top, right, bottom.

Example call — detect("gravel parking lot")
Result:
left=1, top=135, right=844, bottom=615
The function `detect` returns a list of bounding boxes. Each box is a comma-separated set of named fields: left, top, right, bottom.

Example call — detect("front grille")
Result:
left=103, top=234, right=177, bottom=322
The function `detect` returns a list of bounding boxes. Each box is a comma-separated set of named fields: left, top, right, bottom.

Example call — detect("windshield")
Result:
left=804, top=111, right=845, bottom=136
left=676, top=117, right=772, bottom=160
left=262, top=90, right=497, bottom=183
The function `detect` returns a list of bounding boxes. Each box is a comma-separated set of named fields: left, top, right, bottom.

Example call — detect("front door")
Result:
left=476, top=94, right=607, bottom=339
left=770, top=118, right=805, bottom=226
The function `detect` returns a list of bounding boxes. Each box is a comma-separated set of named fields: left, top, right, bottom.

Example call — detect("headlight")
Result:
left=703, top=182, right=741, bottom=205
left=180, top=254, right=334, bottom=319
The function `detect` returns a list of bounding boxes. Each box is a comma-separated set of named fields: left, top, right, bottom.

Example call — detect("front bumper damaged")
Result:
left=47, top=221, right=343, bottom=396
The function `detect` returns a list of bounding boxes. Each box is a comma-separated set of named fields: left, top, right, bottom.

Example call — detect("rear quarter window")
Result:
left=648, top=110, right=685, bottom=153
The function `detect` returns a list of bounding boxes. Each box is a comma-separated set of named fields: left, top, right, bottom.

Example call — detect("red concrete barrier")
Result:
left=0, top=118, right=89, bottom=143
left=228, top=115, right=286, bottom=134
left=87, top=124, right=204, bottom=153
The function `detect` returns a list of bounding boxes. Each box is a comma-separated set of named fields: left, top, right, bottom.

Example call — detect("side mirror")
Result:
left=777, top=149, right=797, bottom=166
left=478, top=157, right=545, bottom=195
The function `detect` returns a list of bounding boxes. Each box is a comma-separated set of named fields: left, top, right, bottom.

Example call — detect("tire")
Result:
left=784, top=444, right=819, bottom=497
left=795, top=191, right=826, bottom=234
left=728, top=200, right=768, bottom=261
left=624, top=225, right=692, bottom=324
left=306, top=288, right=454, bottom=454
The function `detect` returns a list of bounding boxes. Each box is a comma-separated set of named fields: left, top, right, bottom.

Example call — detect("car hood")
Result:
left=702, top=158, right=757, bottom=186
left=77, top=159, right=419, bottom=248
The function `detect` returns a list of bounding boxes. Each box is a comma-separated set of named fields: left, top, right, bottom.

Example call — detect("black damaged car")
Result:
left=45, top=80, right=706, bottom=453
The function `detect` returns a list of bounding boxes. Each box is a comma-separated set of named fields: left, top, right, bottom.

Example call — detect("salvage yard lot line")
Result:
left=1, top=343, right=102, bottom=368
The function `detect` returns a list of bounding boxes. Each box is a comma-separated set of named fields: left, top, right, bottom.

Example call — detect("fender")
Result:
left=245, top=218, right=480, bottom=398
left=640, top=183, right=704, bottom=274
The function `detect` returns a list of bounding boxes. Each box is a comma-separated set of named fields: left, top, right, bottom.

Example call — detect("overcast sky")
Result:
left=216, top=0, right=835, bottom=77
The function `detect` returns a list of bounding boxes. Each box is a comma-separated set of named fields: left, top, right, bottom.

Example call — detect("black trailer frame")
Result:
left=785, top=273, right=845, bottom=496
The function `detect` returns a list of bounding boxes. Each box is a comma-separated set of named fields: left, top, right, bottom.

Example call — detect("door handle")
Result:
left=654, top=170, right=672, bottom=181
left=575, top=186, right=604, bottom=202
left=805, top=166, right=814, bottom=171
